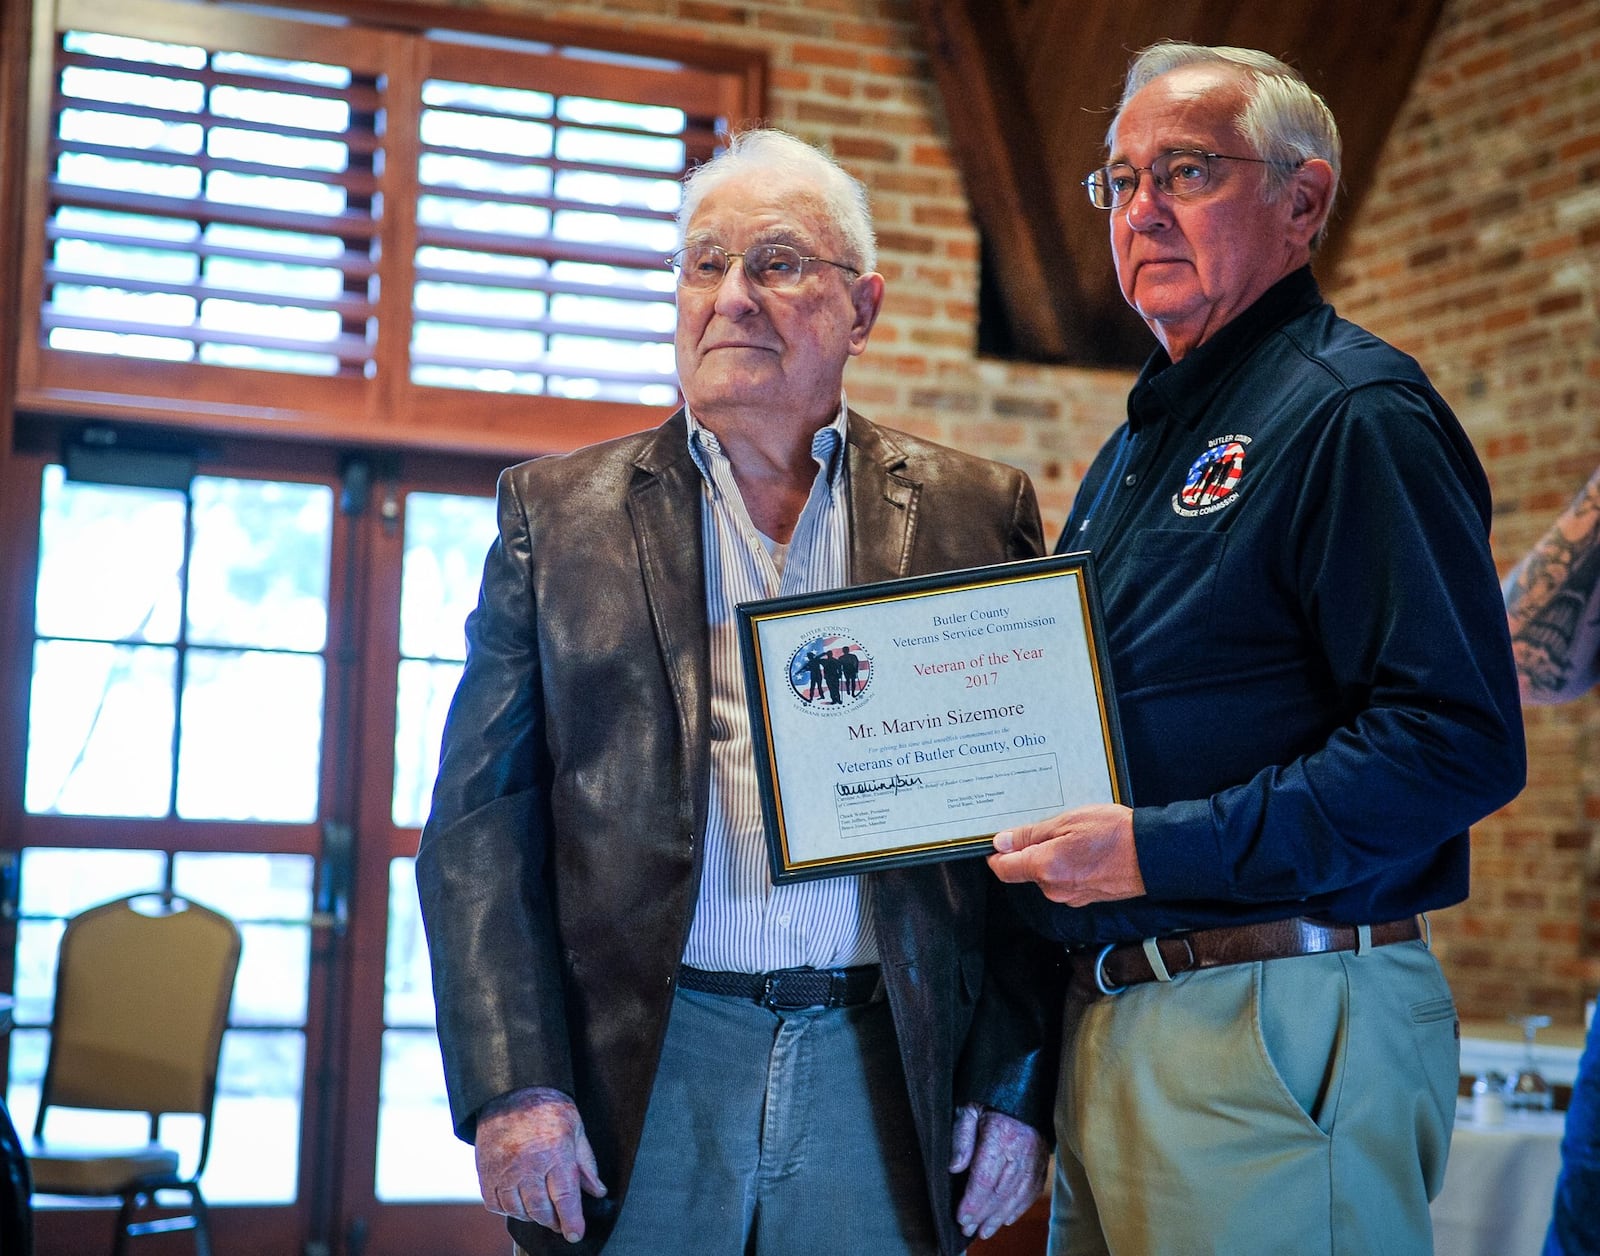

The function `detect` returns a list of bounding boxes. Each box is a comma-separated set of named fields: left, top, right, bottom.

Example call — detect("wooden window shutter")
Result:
left=14, top=0, right=761, bottom=458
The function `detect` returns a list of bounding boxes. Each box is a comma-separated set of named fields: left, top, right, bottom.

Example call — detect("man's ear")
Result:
left=847, top=272, right=885, bottom=357
left=1289, top=158, right=1337, bottom=247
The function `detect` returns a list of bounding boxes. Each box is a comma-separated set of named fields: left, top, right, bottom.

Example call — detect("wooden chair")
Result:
left=27, top=893, right=240, bottom=1255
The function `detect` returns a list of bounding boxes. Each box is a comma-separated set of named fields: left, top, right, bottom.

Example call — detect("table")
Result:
left=1431, top=1102, right=1564, bottom=1256
left=1459, top=1019, right=1585, bottom=1092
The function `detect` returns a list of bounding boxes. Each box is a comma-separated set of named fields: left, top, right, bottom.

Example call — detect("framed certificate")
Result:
left=737, top=552, right=1130, bottom=883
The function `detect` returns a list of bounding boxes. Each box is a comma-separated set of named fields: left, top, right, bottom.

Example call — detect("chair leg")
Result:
left=115, top=1183, right=211, bottom=1256
left=113, top=1189, right=146, bottom=1256
left=190, top=1185, right=212, bottom=1256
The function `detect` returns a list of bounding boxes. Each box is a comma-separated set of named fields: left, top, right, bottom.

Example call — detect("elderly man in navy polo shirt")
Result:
left=989, top=41, right=1526, bottom=1256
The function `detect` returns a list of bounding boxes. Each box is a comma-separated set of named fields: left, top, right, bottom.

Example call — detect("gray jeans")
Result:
left=601, top=984, right=938, bottom=1256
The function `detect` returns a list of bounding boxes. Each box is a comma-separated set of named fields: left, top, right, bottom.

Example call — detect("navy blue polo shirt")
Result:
left=1022, top=267, right=1525, bottom=949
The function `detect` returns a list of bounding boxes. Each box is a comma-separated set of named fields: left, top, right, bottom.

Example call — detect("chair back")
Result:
left=35, top=894, right=240, bottom=1129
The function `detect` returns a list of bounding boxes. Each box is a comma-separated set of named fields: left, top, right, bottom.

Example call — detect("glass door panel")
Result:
left=376, top=857, right=478, bottom=1203
left=24, top=466, right=333, bottom=822
left=177, top=648, right=326, bottom=821
left=33, top=472, right=186, bottom=642
left=3, top=449, right=510, bottom=1254
left=6, top=847, right=310, bottom=1206
left=25, top=642, right=177, bottom=815
left=374, top=490, right=497, bottom=1203
left=335, top=479, right=507, bottom=1253
left=174, top=850, right=315, bottom=1205
left=5, top=453, right=338, bottom=1254
left=391, top=490, right=496, bottom=829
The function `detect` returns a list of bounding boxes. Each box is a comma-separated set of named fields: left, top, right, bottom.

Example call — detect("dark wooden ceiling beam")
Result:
left=915, top=0, right=1449, bottom=368
left=913, top=0, right=1096, bottom=362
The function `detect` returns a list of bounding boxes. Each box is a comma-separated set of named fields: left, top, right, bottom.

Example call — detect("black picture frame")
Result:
left=737, top=552, right=1130, bottom=883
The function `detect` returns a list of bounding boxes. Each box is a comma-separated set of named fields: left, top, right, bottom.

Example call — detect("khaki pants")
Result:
left=1049, top=939, right=1458, bottom=1256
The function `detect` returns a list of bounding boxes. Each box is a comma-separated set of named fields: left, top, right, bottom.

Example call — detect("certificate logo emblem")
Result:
left=787, top=632, right=873, bottom=713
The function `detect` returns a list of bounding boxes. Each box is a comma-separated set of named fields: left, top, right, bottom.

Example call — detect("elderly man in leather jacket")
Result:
left=417, top=129, right=1060, bottom=1256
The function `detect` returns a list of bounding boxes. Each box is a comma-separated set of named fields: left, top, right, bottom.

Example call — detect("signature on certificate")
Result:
left=836, top=773, right=925, bottom=798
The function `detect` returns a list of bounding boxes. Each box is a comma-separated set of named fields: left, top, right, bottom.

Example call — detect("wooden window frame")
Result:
left=3, top=0, right=766, bottom=462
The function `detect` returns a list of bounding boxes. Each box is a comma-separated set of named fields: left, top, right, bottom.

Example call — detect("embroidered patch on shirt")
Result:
left=1173, top=434, right=1251, bottom=518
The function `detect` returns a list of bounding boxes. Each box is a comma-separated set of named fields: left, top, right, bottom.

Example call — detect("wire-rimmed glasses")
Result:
left=1081, top=149, right=1287, bottom=210
left=667, top=242, right=861, bottom=290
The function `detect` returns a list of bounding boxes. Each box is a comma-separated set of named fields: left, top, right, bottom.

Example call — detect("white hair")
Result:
left=676, top=128, right=878, bottom=271
left=1113, top=41, right=1343, bottom=245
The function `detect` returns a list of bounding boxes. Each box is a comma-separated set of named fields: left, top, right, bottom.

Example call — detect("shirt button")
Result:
left=1124, top=473, right=1138, bottom=486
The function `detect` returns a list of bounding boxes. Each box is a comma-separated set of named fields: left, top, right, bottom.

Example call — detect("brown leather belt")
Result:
left=1083, top=916, right=1424, bottom=996
left=677, top=964, right=881, bottom=1010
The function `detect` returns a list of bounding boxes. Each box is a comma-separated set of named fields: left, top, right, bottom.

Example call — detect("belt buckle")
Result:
left=1093, top=943, right=1126, bottom=996
left=761, top=973, right=814, bottom=1011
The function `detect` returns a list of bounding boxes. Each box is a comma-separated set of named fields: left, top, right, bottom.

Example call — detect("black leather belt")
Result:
left=677, top=964, right=881, bottom=1010
left=1083, top=916, right=1424, bottom=996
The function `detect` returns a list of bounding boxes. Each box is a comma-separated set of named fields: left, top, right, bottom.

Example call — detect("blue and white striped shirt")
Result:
left=680, top=402, right=878, bottom=971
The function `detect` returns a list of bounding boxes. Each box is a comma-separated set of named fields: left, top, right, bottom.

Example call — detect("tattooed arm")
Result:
left=1504, top=466, right=1600, bottom=704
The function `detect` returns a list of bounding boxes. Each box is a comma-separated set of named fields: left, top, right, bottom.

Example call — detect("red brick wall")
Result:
left=507, top=0, right=1600, bottom=1025
left=1331, top=0, right=1600, bottom=1025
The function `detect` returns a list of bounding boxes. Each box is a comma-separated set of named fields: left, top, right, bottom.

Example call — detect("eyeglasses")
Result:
left=1081, top=149, right=1290, bottom=210
left=667, top=242, right=861, bottom=290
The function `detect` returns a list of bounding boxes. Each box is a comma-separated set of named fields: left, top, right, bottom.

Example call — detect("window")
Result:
left=28, top=463, right=332, bottom=821
left=7, top=455, right=509, bottom=1226
left=43, top=29, right=375, bottom=378
left=14, top=0, right=762, bottom=456
left=391, top=490, right=498, bottom=830
left=408, top=68, right=683, bottom=406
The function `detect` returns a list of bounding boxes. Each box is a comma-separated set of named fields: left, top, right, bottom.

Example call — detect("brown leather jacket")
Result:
left=417, top=411, right=1062, bottom=1255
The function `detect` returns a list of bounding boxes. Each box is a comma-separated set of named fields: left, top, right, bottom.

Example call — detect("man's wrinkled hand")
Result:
left=987, top=802, right=1145, bottom=906
left=475, top=1086, right=607, bottom=1244
left=948, top=1103, right=1049, bottom=1242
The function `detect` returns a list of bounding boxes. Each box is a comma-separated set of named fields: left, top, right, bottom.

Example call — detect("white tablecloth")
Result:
left=1459, top=1034, right=1582, bottom=1088
left=1431, top=1105, right=1565, bottom=1256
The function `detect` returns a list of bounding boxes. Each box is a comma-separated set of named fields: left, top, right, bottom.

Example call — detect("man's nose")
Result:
left=1123, top=177, right=1172, bottom=232
left=712, top=255, right=761, bottom=312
